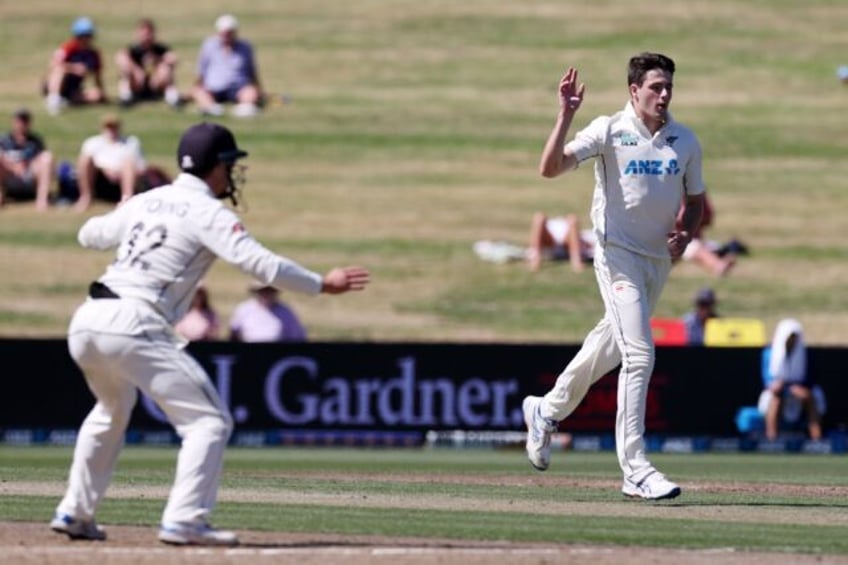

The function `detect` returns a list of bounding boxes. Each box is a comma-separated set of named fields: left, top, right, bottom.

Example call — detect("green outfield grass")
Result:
left=1, top=446, right=847, bottom=554
left=1, top=1, right=848, bottom=343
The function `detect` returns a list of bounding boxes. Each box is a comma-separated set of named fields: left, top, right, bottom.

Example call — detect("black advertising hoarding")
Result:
left=1, top=339, right=845, bottom=437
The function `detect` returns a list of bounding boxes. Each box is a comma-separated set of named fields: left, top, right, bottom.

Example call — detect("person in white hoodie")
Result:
left=758, top=318, right=825, bottom=441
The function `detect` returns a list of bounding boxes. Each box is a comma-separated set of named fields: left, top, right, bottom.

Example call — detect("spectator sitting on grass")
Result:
left=74, top=114, right=169, bottom=211
left=527, top=212, right=595, bottom=273
left=44, top=17, right=106, bottom=115
left=115, top=18, right=182, bottom=108
left=192, top=14, right=265, bottom=118
left=0, top=108, right=54, bottom=211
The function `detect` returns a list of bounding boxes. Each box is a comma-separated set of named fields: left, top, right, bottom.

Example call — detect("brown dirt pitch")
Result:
left=3, top=521, right=848, bottom=565
left=3, top=475, right=848, bottom=565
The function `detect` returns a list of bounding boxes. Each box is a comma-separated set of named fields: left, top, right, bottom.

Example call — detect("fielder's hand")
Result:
left=321, top=266, right=370, bottom=294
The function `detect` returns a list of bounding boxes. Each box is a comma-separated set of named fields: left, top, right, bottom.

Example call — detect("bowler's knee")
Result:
left=623, top=344, right=654, bottom=373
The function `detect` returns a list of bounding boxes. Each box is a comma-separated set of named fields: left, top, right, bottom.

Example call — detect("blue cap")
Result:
left=72, top=17, right=95, bottom=37
left=695, top=287, right=716, bottom=305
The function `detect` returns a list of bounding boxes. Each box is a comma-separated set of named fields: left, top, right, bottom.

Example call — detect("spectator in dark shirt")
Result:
left=115, top=18, right=181, bottom=108
left=44, top=17, right=106, bottom=115
left=0, top=109, right=54, bottom=211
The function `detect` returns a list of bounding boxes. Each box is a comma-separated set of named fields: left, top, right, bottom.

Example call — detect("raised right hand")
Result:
left=558, top=67, right=585, bottom=113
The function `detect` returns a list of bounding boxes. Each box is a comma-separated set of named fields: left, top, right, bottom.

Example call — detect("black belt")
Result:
left=89, top=281, right=120, bottom=299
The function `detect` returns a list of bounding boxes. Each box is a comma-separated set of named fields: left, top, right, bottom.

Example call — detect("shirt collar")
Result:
left=173, top=172, right=215, bottom=197
left=622, top=101, right=675, bottom=137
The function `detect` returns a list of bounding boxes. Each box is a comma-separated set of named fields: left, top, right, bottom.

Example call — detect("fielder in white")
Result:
left=50, top=122, right=370, bottom=544
left=524, top=53, right=705, bottom=500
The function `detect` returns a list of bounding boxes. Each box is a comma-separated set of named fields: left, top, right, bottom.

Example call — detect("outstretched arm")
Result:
left=539, top=67, right=585, bottom=178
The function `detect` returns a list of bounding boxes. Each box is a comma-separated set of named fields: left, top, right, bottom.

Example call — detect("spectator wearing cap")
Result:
left=681, top=288, right=719, bottom=345
left=75, top=114, right=148, bottom=211
left=192, top=14, right=265, bottom=118
left=230, top=282, right=307, bottom=343
left=44, top=16, right=106, bottom=115
left=0, top=109, right=54, bottom=211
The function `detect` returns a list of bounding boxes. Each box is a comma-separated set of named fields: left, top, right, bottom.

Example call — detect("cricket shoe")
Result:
left=523, top=395, right=557, bottom=471
left=622, top=472, right=681, bottom=500
left=50, top=512, right=106, bottom=541
left=158, top=522, right=239, bottom=546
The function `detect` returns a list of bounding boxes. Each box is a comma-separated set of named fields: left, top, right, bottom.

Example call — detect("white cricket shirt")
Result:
left=78, top=173, right=323, bottom=324
left=565, top=102, right=705, bottom=258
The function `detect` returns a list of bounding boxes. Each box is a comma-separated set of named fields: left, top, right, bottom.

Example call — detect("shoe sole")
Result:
left=522, top=397, right=548, bottom=472
left=159, top=531, right=239, bottom=546
left=159, top=533, right=190, bottom=545
left=50, top=524, right=106, bottom=541
left=159, top=538, right=239, bottom=547
left=623, top=486, right=681, bottom=500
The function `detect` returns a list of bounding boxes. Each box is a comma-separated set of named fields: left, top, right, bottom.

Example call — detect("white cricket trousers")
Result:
left=541, top=243, right=670, bottom=483
left=57, top=298, right=233, bottom=526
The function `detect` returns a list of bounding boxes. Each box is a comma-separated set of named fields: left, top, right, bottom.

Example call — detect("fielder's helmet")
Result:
left=177, top=122, right=248, bottom=177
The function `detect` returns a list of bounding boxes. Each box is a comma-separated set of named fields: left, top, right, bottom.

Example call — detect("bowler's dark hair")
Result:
left=627, top=52, right=675, bottom=86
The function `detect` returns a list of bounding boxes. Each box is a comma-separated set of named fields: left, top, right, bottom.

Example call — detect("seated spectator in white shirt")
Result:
left=229, top=283, right=307, bottom=342
left=75, top=114, right=147, bottom=211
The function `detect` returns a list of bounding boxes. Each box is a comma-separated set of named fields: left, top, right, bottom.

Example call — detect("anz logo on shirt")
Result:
left=622, top=159, right=680, bottom=176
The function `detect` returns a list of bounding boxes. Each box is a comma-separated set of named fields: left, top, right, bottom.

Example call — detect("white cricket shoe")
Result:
left=523, top=395, right=557, bottom=471
left=622, top=472, right=681, bottom=500
left=50, top=512, right=107, bottom=541
left=158, top=522, right=239, bottom=546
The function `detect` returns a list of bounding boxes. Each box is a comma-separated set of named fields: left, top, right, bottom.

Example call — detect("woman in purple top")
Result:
left=229, top=284, right=307, bottom=342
